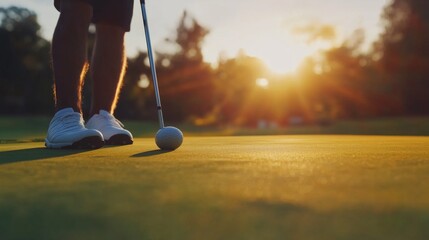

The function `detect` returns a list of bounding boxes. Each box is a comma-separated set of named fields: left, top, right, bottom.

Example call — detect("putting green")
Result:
left=1, top=135, right=428, bottom=240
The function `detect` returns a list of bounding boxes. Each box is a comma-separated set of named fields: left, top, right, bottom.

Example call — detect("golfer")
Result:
left=45, top=0, right=134, bottom=149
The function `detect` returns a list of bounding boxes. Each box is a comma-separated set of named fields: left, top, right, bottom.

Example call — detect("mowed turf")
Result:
left=1, top=135, right=428, bottom=240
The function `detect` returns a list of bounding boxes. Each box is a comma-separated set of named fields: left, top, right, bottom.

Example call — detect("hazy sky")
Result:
left=1, top=0, right=390, bottom=73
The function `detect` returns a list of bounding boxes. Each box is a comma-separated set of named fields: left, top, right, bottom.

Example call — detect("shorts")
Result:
left=54, top=0, right=134, bottom=32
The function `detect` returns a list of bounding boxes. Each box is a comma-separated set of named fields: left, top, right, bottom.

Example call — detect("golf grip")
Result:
left=140, top=0, right=165, bottom=129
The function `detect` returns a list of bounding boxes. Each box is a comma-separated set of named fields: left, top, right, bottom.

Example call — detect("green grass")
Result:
left=1, top=116, right=429, bottom=143
left=1, top=135, right=429, bottom=239
left=0, top=115, right=50, bottom=142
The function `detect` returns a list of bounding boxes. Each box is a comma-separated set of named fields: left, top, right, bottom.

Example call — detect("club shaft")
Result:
left=140, top=1, right=165, bottom=129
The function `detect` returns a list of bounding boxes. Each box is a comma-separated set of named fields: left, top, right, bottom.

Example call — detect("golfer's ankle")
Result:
left=56, top=103, right=81, bottom=113
left=90, top=107, right=112, bottom=117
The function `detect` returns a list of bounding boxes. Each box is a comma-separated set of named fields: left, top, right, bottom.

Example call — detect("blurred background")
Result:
left=1, top=0, right=428, bottom=140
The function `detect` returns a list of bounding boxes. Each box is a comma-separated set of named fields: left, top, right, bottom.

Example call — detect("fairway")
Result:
left=1, top=135, right=429, bottom=240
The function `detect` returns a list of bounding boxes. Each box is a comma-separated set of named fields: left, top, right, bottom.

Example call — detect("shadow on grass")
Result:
left=0, top=147, right=94, bottom=165
left=131, top=149, right=173, bottom=157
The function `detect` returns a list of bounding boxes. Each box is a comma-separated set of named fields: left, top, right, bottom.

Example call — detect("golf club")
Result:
left=140, top=0, right=164, bottom=129
left=140, top=0, right=183, bottom=150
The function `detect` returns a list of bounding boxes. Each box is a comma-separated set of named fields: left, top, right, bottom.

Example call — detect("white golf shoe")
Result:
left=45, top=108, right=104, bottom=149
left=86, top=110, right=133, bottom=145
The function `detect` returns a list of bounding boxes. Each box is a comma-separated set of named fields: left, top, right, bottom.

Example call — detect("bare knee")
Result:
left=57, top=0, right=92, bottom=34
left=96, top=24, right=126, bottom=41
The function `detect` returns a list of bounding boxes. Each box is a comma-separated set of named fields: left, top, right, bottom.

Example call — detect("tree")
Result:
left=211, top=52, right=270, bottom=126
left=0, top=6, right=53, bottom=114
left=116, top=51, right=153, bottom=119
left=307, top=30, right=377, bottom=119
left=118, top=11, right=215, bottom=123
left=151, top=11, right=215, bottom=122
left=374, top=0, right=429, bottom=115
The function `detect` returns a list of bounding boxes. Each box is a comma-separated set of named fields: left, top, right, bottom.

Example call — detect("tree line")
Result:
left=1, top=0, right=428, bottom=127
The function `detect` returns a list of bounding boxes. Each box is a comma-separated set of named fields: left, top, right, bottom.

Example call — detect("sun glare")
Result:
left=257, top=45, right=310, bottom=74
left=234, top=28, right=314, bottom=74
left=256, top=78, right=269, bottom=88
left=247, top=32, right=331, bottom=74
left=204, top=17, right=334, bottom=75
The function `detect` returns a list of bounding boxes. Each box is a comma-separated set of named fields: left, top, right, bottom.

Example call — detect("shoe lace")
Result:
left=101, top=113, right=124, bottom=129
left=61, top=112, right=85, bottom=129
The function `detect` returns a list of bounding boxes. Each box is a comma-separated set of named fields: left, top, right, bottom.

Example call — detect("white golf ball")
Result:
left=155, top=126, right=183, bottom=150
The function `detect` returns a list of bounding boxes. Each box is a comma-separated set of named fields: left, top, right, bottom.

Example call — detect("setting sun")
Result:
left=203, top=18, right=326, bottom=75
left=249, top=39, right=313, bottom=74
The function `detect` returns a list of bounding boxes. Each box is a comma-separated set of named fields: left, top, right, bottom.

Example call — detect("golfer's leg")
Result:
left=86, top=23, right=133, bottom=145
left=47, top=0, right=104, bottom=149
left=52, top=0, right=92, bottom=112
left=90, top=23, right=127, bottom=116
